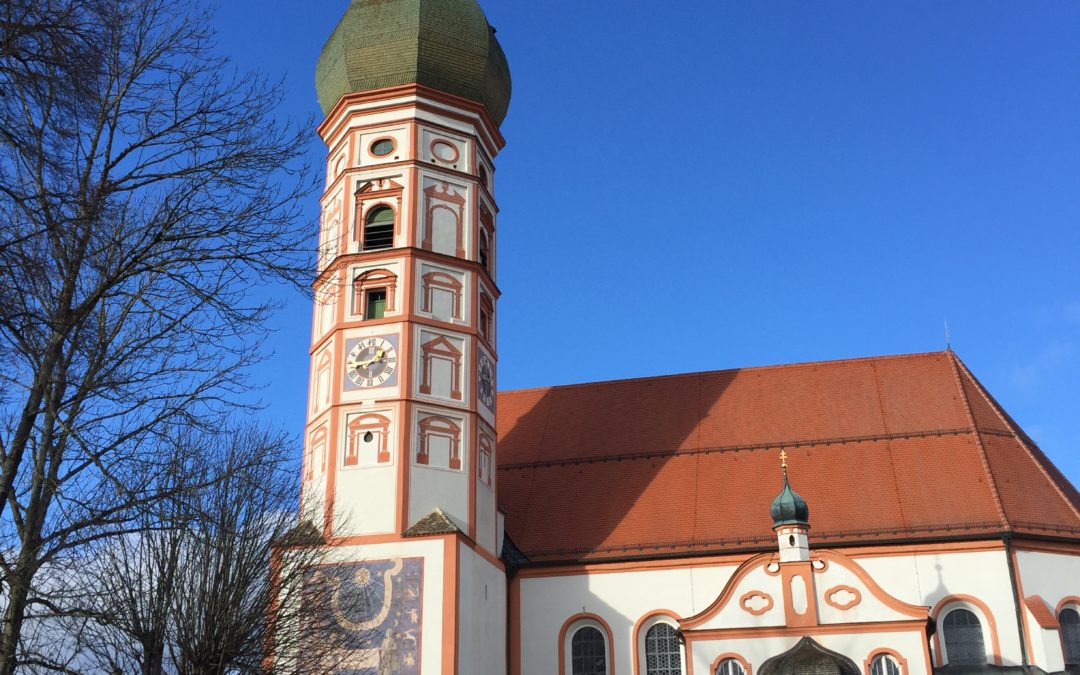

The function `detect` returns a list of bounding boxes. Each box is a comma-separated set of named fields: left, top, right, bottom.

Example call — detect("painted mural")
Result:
left=303, top=557, right=424, bottom=674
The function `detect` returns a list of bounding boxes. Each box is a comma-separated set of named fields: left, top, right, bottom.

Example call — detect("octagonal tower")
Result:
left=294, top=1, right=511, bottom=671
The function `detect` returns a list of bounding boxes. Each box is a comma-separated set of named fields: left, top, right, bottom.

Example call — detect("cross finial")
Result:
left=780, top=450, right=788, bottom=472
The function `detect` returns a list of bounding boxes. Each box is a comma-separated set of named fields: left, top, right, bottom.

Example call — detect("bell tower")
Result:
left=293, top=1, right=511, bottom=672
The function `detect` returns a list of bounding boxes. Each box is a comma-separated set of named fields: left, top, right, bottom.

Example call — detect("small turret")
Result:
left=771, top=451, right=810, bottom=562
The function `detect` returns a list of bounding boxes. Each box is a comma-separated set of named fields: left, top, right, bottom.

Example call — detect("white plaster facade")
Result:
left=513, top=544, right=1080, bottom=675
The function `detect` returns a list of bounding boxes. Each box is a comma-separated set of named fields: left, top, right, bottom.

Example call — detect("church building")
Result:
left=289, top=1, right=1080, bottom=673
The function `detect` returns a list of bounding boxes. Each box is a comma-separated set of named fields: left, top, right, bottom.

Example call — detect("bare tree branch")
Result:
left=0, top=0, right=316, bottom=669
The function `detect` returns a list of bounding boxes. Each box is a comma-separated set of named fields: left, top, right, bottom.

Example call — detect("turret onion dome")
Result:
left=315, top=0, right=512, bottom=125
left=770, top=471, right=810, bottom=529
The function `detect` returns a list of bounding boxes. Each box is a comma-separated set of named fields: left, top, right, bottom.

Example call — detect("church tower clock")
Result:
left=290, top=1, right=511, bottom=672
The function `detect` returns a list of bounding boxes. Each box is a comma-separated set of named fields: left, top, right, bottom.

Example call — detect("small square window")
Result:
left=366, top=289, right=387, bottom=319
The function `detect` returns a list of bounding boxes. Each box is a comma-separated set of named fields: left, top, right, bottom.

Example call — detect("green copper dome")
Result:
left=770, top=472, right=810, bottom=528
left=315, top=0, right=512, bottom=125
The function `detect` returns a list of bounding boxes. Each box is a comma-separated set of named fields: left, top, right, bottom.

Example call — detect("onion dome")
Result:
left=770, top=469, right=810, bottom=528
left=315, top=0, right=512, bottom=125
left=758, top=637, right=860, bottom=675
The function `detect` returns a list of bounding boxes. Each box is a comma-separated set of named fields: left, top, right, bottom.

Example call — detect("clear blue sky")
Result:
left=211, top=2, right=1080, bottom=487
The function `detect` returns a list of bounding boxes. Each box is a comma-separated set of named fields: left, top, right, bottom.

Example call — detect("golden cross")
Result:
left=780, top=450, right=788, bottom=471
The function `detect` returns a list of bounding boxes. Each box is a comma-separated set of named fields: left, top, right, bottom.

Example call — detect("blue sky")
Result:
left=211, top=2, right=1080, bottom=487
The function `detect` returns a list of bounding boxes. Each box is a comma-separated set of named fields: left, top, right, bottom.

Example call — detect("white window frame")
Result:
left=938, top=602, right=992, bottom=666
left=637, top=615, right=685, bottom=675
left=564, top=618, right=610, bottom=675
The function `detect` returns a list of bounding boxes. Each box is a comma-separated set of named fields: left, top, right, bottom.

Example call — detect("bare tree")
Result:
left=0, top=0, right=314, bottom=669
left=47, top=428, right=361, bottom=675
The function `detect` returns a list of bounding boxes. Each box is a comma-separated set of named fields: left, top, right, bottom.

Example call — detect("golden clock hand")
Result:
left=351, top=349, right=387, bottom=370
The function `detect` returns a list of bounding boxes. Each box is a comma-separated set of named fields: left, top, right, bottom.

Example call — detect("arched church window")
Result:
left=644, top=622, right=682, bottom=675
left=479, top=229, right=490, bottom=270
left=942, top=608, right=987, bottom=665
left=363, top=205, right=394, bottom=250
left=1061, top=607, right=1080, bottom=664
left=870, top=653, right=901, bottom=675
left=571, top=626, right=607, bottom=675
left=715, top=658, right=745, bottom=675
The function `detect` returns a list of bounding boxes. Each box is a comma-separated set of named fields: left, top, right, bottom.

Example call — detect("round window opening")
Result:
left=363, top=431, right=374, bottom=443
left=432, top=140, right=458, bottom=163
left=370, top=139, right=395, bottom=157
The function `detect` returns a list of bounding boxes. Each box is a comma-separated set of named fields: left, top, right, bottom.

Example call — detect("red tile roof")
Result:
left=1024, top=596, right=1060, bottom=629
left=494, top=351, right=1080, bottom=563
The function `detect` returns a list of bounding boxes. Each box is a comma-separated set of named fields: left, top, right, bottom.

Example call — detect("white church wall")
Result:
left=419, top=126, right=471, bottom=173
left=1014, top=549, right=1080, bottom=673
left=475, top=476, right=497, bottom=555
left=410, top=406, right=469, bottom=531
left=458, top=543, right=507, bottom=675
left=515, top=547, right=1047, bottom=674
left=1014, top=548, right=1080, bottom=611
left=813, top=558, right=914, bottom=626
left=325, top=106, right=419, bottom=151
left=517, top=562, right=739, bottom=675
left=409, top=463, right=469, bottom=532
left=689, top=562, right=786, bottom=631
left=1026, top=618, right=1065, bottom=674
left=839, top=549, right=1022, bottom=666
left=332, top=405, right=400, bottom=536
left=414, top=106, right=495, bottom=149
left=332, top=461, right=398, bottom=536
left=356, top=125, right=410, bottom=167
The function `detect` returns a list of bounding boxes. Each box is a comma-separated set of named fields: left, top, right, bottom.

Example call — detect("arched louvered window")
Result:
left=943, top=608, right=987, bottom=665
left=870, top=653, right=902, bottom=675
left=644, top=622, right=682, bottom=675
left=571, top=626, right=607, bottom=675
left=1061, top=608, right=1080, bottom=665
left=363, top=206, right=394, bottom=250
left=479, top=230, right=490, bottom=270
left=715, top=658, right=745, bottom=675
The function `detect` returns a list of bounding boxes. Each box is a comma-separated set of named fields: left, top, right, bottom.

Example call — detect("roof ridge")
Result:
left=497, top=350, right=951, bottom=396
left=402, top=507, right=460, bottom=537
left=947, top=351, right=1011, bottom=530
left=950, top=352, right=1080, bottom=522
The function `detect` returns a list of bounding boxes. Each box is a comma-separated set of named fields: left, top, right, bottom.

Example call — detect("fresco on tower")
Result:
left=301, top=557, right=424, bottom=674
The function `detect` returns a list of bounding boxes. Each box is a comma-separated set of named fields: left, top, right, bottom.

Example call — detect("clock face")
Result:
left=346, top=337, right=398, bottom=388
left=477, top=352, right=495, bottom=409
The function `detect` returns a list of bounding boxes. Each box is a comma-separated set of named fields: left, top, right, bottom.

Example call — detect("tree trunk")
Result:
left=141, top=633, right=165, bottom=675
left=0, top=565, right=34, bottom=675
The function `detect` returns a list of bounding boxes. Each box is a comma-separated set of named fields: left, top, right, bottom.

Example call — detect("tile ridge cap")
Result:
left=496, top=350, right=951, bottom=395
left=951, top=352, right=1080, bottom=523
left=947, top=351, right=1011, bottom=530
